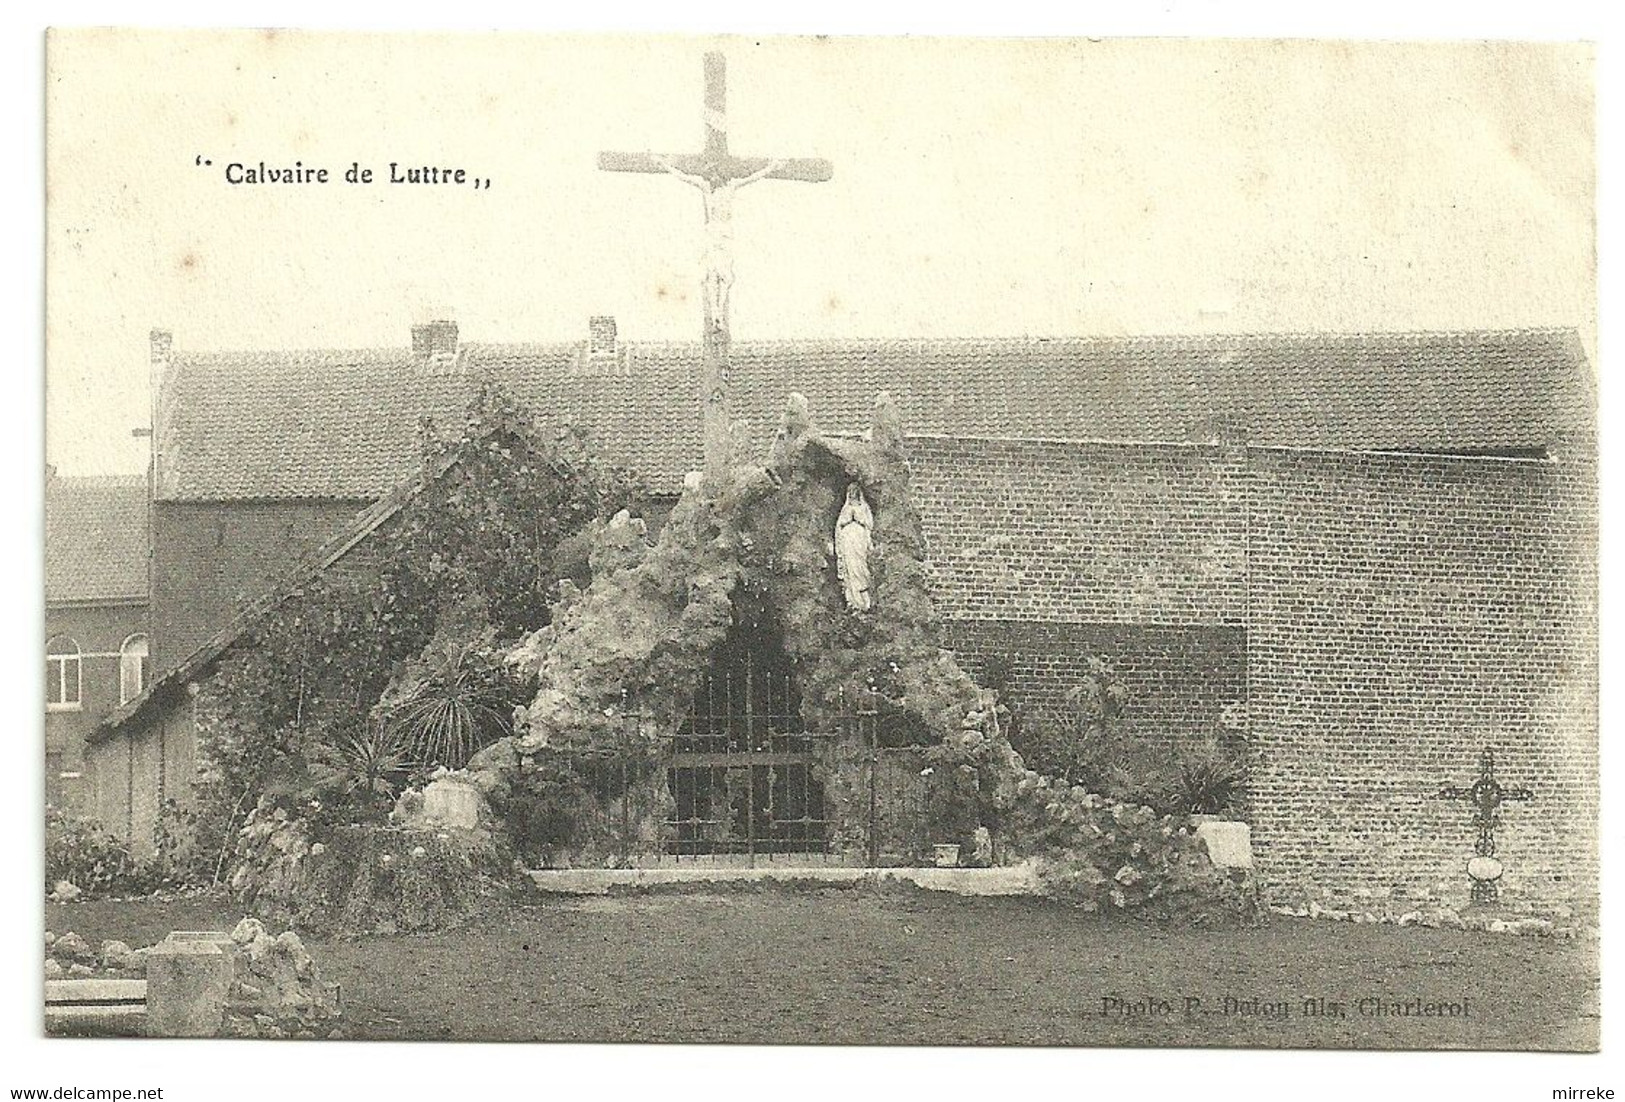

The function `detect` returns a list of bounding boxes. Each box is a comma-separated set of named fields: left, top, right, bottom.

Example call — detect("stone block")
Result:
left=1195, top=819, right=1253, bottom=870
left=421, top=777, right=485, bottom=829
left=145, top=940, right=231, bottom=1038
left=46, top=978, right=148, bottom=1004
left=165, top=929, right=235, bottom=946
left=45, top=978, right=148, bottom=1036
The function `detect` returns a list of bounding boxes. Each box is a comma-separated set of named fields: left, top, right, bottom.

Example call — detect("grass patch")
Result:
left=44, top=890, right=1596, bottom=1049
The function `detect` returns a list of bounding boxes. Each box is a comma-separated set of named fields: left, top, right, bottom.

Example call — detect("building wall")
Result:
left=44, top=601, right=148, bottom=817
left=911, top=438, right=1247, bottom=626
left=910, top=435, right=1596, bottom=912
left=84, top=694, right=196, bottom=852
left=913, top=438, right=1248, bottom=762
left=109, top=439, right=1597, bottom=912
left=151, top=499, right=368, bottom=671
left=1245, top=449, right=1597, bottom=914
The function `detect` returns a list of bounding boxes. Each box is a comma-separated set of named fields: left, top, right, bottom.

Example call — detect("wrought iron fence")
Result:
left=523, top=694, right=937, bottom=868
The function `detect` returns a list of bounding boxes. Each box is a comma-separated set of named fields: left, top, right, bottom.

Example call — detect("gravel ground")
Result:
left=45, top=887, right=1599, bottom=1049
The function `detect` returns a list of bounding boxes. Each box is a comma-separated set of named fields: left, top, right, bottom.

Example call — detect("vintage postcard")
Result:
left=41, top=28, right=1596, bottom=1068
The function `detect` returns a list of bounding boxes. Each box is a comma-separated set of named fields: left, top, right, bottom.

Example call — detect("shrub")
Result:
left=147, top=799, right=213, bottom=888
left=188, top=384, right=643, bottom=876
left=1008, top=657, right=1250, bottom=818
left=376, top=624, right=520, bottom=770
left=45, top=807, right=143, bottom=896
left=486, top=745, right=670, bottom=868
left=1165, top=734, right=1249, bottom=815
left=501, top=761, right=596, bottom=862
left=997, top=771, right=1261, bottom=924
left=1010, top=657, right=1132, bottom=788
left=305, top=721, right=420, bottom=826
left=43, top=804, right=217, bottom=897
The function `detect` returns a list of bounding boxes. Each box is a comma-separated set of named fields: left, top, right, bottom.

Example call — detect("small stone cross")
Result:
left=1436, top=747, right=1532, bottom=903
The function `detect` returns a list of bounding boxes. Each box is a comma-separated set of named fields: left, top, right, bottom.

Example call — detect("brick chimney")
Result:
left=578, top=315, right=627, bottom=374
left=149, top=329, right=173, bottom=499
left=588, top=315, right=618, bottom=361
left=411, top=320, right=460, bottom=370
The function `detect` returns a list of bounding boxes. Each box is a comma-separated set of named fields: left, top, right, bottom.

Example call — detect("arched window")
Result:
left=119, top=634, right=150, bottom=705
left=46, top=636, right=81, bottom=711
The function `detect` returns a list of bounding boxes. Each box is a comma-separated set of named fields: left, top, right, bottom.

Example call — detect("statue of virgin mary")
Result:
left=835, top=483, right=874, bottom=611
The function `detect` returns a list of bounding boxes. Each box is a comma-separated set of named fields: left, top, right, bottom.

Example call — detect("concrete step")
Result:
left=46, top=978, right=148, bottom=1005
left=46, top=978, right=148, bottom=1036
left=529, top=863, right=1039, bottom=897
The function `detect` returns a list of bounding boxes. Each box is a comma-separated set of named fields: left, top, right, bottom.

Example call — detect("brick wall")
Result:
left=906, top=435, right=1595, bottom=913
left=910, top=437, right=1247, bottom=626
left=151, top=499, right=369, bottom=671
left=911, top=437, right=1249, bottom=760
left=1245, top=449, right=1597, bottom=914
left=946, top=621, right=1245, bottom=752
left=120, top=436, right=1596, bottom=907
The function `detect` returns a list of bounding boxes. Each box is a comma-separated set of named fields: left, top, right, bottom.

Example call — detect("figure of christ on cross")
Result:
left=599, top=51, right=833, bottom=481
left=645, top=152, right=786, bottom=329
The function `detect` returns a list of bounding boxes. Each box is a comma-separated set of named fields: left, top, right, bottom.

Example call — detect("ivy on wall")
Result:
left=192, top=385, right=646, bottom=872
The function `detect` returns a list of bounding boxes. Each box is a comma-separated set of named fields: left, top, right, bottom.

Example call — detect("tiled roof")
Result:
left=45, top=475, right=149, bottom=603
left=157, top=329, right=1594, bottom=501
left=92, top=451, right=441, bottom=742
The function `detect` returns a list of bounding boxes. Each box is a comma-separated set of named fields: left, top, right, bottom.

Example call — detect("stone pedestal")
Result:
left=419, top=777, right=485, bottom=829
left=145, top=940, right=231, bottom=1038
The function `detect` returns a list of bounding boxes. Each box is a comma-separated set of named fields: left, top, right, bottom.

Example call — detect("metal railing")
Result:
left=526, top=688, right=938, bottom=868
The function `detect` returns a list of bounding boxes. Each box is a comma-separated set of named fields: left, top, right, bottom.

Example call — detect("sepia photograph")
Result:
left=37, top=25, right=1597, bottom=1072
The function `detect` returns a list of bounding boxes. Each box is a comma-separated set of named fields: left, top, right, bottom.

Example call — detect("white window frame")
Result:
left=46, top=636, right=82, bottom=712
left=119, top=633, right=150, bottom=705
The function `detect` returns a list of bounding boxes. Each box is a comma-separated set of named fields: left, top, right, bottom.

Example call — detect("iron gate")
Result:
left=533, top=592, right=938, bottom=866
left=665, top=660, right=836, bottom=858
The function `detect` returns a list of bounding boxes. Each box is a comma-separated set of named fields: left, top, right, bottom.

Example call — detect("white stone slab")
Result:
left=528, top=863, right=1040, bottom=897
left=45, top=978, right=148, bottom=1004
left=1195, top=820, right=1253, bottom=870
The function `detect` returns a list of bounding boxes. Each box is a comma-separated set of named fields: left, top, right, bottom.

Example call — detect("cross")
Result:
left=1436, top=747, right=1533, bottom=903
left=599, top=51, right=833, bottom=481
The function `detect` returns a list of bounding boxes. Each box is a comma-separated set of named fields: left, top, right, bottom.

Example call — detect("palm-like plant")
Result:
left=308, top=721, right=418, bottom=809
left=378, top=639, right=515, bottom=769
left=1167, top=736, right=1248, bottom=815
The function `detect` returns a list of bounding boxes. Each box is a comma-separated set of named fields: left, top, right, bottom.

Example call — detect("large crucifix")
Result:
left=599, top=51, right=833, bottom=481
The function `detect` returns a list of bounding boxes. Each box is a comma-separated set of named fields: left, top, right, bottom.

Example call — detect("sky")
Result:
left=44, top=33, right=1594, bottom=476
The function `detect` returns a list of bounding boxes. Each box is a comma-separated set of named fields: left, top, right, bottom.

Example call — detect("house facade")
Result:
left=91, top=320, right=1596, bottom=912
left=45, top=472, right=151, bottom=817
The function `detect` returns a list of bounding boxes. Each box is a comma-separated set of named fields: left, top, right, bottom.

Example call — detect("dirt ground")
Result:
left=45, top=887, right=1598, bottom=1049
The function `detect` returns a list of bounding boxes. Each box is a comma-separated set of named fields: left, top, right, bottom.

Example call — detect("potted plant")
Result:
left=923, top=761, right=979, bottom=868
